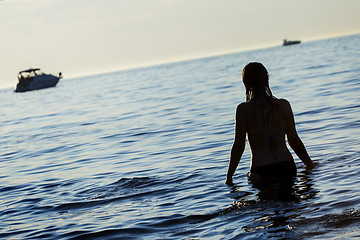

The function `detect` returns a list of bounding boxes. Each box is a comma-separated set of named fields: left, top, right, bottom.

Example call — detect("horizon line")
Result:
left=64, top=32, right=360, bottom=81
left=1, top=32, right=359, bottom=90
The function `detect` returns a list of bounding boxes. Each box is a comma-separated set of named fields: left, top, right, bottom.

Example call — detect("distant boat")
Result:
left=283, top=39, right=301, bottom=46
left=15, top=68, right=62, bottom=92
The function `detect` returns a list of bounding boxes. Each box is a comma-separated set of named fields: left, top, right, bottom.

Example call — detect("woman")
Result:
left=225, top=62, right=313, bottom=185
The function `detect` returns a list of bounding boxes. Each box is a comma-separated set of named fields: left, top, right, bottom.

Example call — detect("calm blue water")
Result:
left=1, top=34, right=359, bottom=239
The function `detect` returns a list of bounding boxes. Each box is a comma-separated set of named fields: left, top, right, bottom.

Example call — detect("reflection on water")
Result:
left=293, top=168, right=318, bottom=202
left=250, top=177, right=298, bottom=201
left=224, top=167, right=318, bottom=238
left=229, top=166, right=317, bottom=202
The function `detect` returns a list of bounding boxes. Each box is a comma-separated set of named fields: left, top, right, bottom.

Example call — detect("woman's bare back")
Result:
left=238, top=98, right=294, bottom=169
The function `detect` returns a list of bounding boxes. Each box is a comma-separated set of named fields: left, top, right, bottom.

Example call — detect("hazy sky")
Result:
left=1, top=0, right=359, bottom=88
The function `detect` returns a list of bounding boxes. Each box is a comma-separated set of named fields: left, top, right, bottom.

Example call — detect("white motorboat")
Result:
left=15, top=68, right=62, bottom=92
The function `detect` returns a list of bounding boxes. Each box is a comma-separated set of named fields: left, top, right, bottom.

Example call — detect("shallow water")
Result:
left=1, top=34, right=359, bottom=239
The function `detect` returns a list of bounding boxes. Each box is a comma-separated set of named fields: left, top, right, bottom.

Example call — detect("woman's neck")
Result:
left=250, top=93, right=272, bottom=109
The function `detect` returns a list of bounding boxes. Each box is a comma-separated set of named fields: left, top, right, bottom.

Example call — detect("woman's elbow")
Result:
left=231, top=142, right=244, bottom=158
left=233, top=140, right=245, bottom=152
left=287, top=135, right=301, bottom=149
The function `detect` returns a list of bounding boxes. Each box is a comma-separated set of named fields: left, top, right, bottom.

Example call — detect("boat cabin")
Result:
left=18, top=68, right=44, bottom=81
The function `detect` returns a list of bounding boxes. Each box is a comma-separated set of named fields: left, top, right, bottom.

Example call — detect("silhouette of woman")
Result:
left=225, top=62, right=313, bottom=185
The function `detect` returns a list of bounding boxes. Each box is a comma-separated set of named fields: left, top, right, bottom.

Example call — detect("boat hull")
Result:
left=283, top=40, right=301, bottom=46
left=15, top=74, right=60, bottom=92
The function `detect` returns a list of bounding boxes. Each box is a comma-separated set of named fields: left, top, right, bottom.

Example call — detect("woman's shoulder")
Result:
left=276, top=98, right=293, bottom=116
left=235, top=98, right=293, bottom=112
left=236, top=102, right=251, bottom=111
left=234, top=102, right=252, bottom=118
left=275, top=98, right=291, bottom=108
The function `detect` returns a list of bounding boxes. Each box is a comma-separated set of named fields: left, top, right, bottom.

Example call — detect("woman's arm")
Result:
left=283, top=100, right=314, bottom=168
left=226, top=104, right=247, bottom=185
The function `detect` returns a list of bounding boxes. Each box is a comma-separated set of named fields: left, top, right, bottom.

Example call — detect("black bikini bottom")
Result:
left=251, top=161, right=297, bottom=179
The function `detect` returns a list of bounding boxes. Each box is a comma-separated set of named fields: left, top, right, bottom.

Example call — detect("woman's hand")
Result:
left=305, top=160, right=319, bottom=171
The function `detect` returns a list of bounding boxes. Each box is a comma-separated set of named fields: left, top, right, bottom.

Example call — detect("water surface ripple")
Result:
left=1, top=34, right=359, bottom=239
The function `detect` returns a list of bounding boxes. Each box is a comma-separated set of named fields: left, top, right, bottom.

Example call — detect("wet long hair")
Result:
left=242, top=62, right=283, bottom=129
left=242, top=62, right=274, bottom=102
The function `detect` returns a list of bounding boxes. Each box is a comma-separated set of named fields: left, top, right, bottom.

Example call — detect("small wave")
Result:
left=53, top=187, right=170, bottom=212
left=324, top=209, right=360, bottom=228
left=0, top=184, right=31, bottom=193
left=52, top=177, right=168, bottom=212
left=298, top=209, right=360, bottom=239
left=110, top=177, right=161, bottom=189
left=66, top=228, right=155, bottom=240
left=77, top=176, right=162, bottom=198
left=303, top=64, right=329, bottom=70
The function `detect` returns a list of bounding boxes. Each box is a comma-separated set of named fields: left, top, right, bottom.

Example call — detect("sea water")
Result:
left=0, top=34, right=359, bottom=239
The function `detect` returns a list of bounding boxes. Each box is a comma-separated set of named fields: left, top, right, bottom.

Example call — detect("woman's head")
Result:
left=242, top=62, right=273, bottom=102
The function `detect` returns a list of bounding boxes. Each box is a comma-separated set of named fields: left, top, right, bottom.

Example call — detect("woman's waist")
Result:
left=251, top=158, right=295, bottom=170
left=247, top=134, right=287, bottom=148
left=250, top=147, right=292, bottom=160
left=250, top=160, right=297, bottom=178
